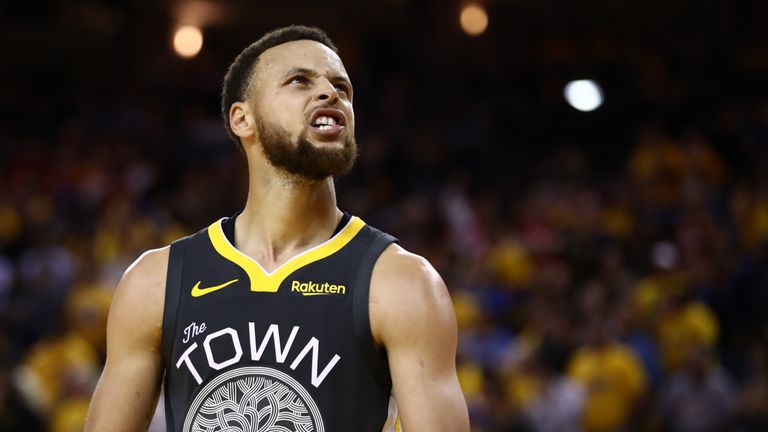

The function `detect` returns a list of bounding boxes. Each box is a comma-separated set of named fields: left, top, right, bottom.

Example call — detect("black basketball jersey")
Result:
left=161, top=213, right=402, bottom=432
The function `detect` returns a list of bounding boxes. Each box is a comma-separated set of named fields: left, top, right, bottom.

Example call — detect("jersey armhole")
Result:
left=162, top=238, right=187, bottom=430
left=351, top=230, right=398, bottom=394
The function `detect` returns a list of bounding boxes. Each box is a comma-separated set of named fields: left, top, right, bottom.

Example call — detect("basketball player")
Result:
left=85, top=25, right=469, bottom=431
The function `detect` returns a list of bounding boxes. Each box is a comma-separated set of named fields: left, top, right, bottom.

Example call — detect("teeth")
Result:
left=313, top=115, right=338, bottom=127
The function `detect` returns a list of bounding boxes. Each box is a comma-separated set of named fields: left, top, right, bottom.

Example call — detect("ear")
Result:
left=230, top=102, right=256, bottom=140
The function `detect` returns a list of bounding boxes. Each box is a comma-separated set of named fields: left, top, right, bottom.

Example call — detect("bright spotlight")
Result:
left=173, top=25, right=203, bottom=59
left=460, top=4, right=488, bottom=36
left=564, top=80, right=604, bottom=112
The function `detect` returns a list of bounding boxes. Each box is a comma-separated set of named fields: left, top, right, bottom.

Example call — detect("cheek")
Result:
left=275, top=96, right=307, bottom=128
left=259, top=99, right=303, bottom=135
left=339, top=100, right=354, bottom=128
left=347, top=109, right=355, bottom=131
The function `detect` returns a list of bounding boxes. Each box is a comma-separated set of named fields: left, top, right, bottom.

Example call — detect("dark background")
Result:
left=2, top=1, right=768, bottom=431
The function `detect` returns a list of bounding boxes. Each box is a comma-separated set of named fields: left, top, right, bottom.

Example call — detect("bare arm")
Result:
left=85, top=247, right=169, bottom=431
left=371, top=245, right=470, bottom=431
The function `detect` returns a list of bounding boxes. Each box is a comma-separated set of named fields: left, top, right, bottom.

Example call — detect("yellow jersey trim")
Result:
left=207, top=216, right=366, bottom=293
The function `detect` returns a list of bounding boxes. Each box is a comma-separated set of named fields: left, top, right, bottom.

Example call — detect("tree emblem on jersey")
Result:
left=193, top=377, right=311, bottom=431
left=183, top=367, right=324, bottom=432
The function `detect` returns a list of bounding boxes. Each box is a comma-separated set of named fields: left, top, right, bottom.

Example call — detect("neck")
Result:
left=235, top=153, right=342, bottom=272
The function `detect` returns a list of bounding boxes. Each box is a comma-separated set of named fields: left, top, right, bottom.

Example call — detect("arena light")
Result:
left=173, top=25, right=204, bottom=59
left=564, top=79, right=604, bottom=112
left=460, top=4, right=488, bottom=36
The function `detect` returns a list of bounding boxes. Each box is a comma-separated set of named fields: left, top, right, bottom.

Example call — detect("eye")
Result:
left=333, top=83, right=352, bottom=99
left=288, top=76, right=309, bottom=85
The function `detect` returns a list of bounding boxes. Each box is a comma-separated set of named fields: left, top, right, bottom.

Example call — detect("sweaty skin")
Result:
left=85, top=39, right=469, bottom=431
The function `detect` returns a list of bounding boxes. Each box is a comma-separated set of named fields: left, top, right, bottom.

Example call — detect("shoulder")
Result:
left=108, top=246, right=170, bottom=343
left=119, top=246, right=170, bottom=296
left=369, top=244, right=455, bottom=345
left=371, top=244, right=448, bottom=306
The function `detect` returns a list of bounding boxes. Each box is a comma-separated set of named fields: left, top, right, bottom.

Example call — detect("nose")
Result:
left=314, top=79, right=339, bottom=103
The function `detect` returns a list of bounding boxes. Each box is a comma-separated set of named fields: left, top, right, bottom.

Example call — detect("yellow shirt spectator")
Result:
left=49, top=398, right=90, bottom=432
left=16, top=333, right=99, bottom=414
left=657, top=300, right=718, bottom=371
left=568, top=342, right=646, bottom=432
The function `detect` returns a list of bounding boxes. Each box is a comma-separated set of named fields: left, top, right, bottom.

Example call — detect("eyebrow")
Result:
left=281, top=67, right=353, bottom=90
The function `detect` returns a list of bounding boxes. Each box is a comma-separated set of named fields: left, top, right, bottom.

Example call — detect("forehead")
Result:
left=255, top=40, right=348, bottom=82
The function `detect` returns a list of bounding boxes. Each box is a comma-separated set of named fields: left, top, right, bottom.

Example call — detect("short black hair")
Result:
left=220, top=25, right=339, bottom=150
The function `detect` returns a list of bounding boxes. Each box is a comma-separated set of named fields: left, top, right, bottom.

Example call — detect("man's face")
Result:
left=248, top=40, right=356, bottom=180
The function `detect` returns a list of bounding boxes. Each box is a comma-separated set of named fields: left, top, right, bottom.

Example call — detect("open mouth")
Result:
left=309, top=108, right=346, bottom=131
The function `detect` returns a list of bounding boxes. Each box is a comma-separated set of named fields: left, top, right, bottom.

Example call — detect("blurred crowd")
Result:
left=3, top=1, right=768, bottom=431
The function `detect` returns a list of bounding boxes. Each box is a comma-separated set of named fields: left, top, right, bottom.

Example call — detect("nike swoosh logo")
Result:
left=191, top=279, right=239, bottom=297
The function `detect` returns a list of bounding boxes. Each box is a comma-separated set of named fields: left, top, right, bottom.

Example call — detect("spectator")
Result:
left=568, top=317, right=647, bottom=432
left=658, top=347, right=735, bottom=432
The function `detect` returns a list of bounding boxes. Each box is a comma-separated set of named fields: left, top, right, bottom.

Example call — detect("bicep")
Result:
left=86, top=250, right=166, bottom=431
left=87, top=348, right=163, bottom=431
left=387, top=306, right=468, bottom=431
left=373, top=250, right=469, bottom=431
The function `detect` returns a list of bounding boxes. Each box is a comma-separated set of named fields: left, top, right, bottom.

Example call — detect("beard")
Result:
left=255, top=117, right=357, bottom=181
